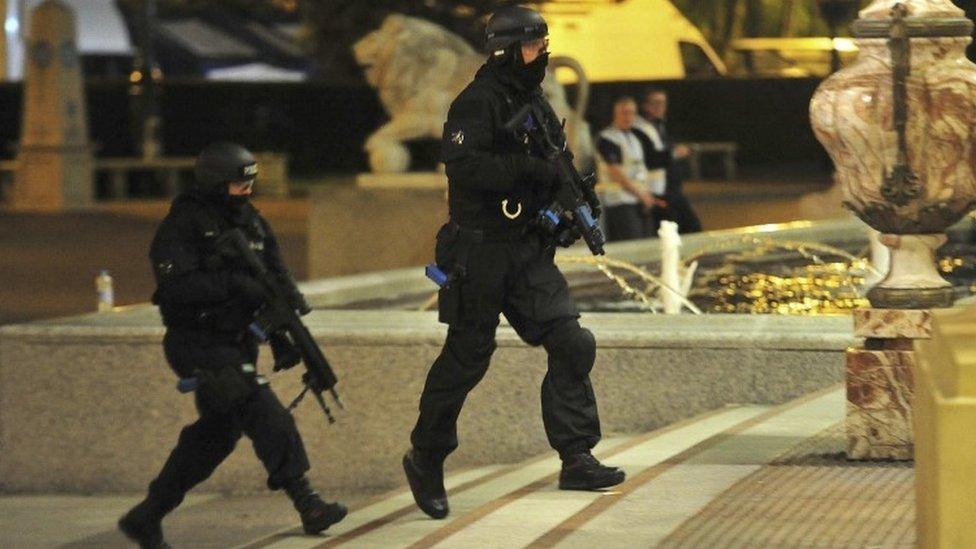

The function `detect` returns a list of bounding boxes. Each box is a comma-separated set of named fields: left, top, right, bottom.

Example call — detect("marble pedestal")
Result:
left=847, top=308, right=931, bottom=460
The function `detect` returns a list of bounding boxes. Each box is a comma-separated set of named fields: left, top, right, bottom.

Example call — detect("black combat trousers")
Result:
left=604, top=203, right=656, bottom=242
left=660, top=169, right=702, bottom=235
left=411, top=227, right=602, bottom=460
left=145, top=329, right=310, bottom=513
left=660, top=190, right=702, bottom=234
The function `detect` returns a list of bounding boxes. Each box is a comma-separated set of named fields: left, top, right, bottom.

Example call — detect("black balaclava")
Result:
left=197, top=181, right=251, bottom=224
left=226, top=191, right=250, bottom=209
left=490, top=44, right=549, bottom=92
left=516, top=46, right=549, bottom=90
left=224, top=187, right=253, bottom=225
left=199, top=181, right=243, bottom=206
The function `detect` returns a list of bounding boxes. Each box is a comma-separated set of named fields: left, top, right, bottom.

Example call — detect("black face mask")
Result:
left=515, top=50, right=549, bottom=90
left=226, top=194, right=249, bottom=207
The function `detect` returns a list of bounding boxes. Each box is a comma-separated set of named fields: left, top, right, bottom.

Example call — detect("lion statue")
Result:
left=353, top=14, right=593, bottom=174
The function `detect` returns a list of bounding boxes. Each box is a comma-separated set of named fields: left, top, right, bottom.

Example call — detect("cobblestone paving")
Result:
left=659, top=423, right=914, bottom=549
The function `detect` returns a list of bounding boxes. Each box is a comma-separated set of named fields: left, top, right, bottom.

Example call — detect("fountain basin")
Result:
left=0, top=218, right=869, bottom=494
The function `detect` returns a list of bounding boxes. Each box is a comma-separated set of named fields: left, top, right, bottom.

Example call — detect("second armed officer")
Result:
left=403, top=5, right=625, bottom=520
left=118, top=143, right=346, bottom=549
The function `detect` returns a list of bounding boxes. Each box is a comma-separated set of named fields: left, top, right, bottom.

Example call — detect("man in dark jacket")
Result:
left=637, top=87, right=702, bottom=234
left=402, top=6, right=625, bottom=521
left=117, top=143, right=345, bottom=549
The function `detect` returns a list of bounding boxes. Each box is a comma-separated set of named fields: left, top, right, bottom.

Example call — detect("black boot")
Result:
left=402, top=449, right=449, bottom=519
left=283, top=476, right=348, bottom=534
left=118, top=499, right=171, bottom=549
left=559, top=453, right=625, bottom=491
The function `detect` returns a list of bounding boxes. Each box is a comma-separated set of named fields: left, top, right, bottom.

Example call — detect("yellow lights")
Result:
left=690, top=242, right=935, bottom=315
left=833, top=37, right=858, bottom=53
left=939, top=257, right=964, bottom=273
left=698, top=264, right=870, bottom=315
left=272, top=0, right=299, bottom=12
left=559, top=237, right=887, bottom=316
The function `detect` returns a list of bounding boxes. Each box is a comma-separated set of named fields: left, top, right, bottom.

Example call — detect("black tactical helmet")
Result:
left=194, top=142, right=258, bottom=191
left=485, top=6, right=548, bottom=53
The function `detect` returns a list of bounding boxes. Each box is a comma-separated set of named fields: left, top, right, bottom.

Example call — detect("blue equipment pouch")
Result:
left=425, top=264, right=450, bottom=287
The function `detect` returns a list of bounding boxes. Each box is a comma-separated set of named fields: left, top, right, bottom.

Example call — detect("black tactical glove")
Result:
left=293, top=293, right=312, bottom=316
left=290, top=292, right=312, bottom=316
left=276, top=273, right=312, bottom=315
left=230, top=272, right=266, bottom=308
left=269, top=331, right=302, bottom=371
left=555, top=226, right=582, bottom=248
left=591, top=201, right=603, bottom=220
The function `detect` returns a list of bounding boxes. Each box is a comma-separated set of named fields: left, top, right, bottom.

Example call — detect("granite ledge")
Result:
left=0, top=307, right=856, bottom=351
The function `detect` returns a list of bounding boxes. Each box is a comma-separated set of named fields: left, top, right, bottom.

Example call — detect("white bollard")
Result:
left=96, top=269, right=114, bottom=312
left=658, top=221, right=682, bottom=314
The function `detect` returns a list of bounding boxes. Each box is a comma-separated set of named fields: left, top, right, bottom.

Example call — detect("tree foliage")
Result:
left=670, top=0, right=873, bottom=55
left=671, top=0, right=976, bottom=61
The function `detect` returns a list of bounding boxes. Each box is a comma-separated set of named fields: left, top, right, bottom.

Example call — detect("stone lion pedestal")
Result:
left=308, top=173, right=447, bottom=278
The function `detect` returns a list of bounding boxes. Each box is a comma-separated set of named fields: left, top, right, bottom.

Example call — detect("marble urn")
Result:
left=811, top=0, right=976, bottom=309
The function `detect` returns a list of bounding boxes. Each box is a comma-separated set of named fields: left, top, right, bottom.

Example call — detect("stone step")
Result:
left=242, top=386, right=844, bottom=549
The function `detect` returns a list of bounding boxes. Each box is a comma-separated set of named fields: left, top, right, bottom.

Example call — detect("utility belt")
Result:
left=424, top=220, right=530, bottom=324
left=430, top=219, right=534, bottom=283
left=178, top=362, right=268, bottom=414
left=444, top=219, right=534, bottom=244
left=160, top=304, right=250, bottom=339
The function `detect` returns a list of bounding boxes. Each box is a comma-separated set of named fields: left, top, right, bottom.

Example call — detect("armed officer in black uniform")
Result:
left=402, top=6, right=625, bottom=520
left=118, top=143, right=346, bottom=548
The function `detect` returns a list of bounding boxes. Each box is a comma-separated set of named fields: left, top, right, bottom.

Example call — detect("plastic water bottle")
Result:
left=96, top=270, right=114, bottom=312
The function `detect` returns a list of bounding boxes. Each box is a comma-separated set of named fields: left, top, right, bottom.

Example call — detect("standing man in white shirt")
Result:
left=595, top=96, right=666, bottom=241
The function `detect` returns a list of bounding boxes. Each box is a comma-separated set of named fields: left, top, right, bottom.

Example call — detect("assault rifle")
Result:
left=504, top=103, right=606, bottom=256
left=217, top=228, right=344, bottom=424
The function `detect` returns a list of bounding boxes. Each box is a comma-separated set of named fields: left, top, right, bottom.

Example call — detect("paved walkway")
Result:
left=0, top=386, right=915, bottom=548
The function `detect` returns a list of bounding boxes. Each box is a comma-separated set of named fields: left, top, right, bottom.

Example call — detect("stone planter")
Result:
left=810, top=0, right=976, bottom=309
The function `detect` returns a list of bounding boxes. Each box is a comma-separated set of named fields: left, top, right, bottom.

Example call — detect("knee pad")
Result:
left=543, top=321, right=596, bottom=378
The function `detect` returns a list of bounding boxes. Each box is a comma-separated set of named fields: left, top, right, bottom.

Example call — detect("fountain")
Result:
left=0, top=218, right=868, bottom=495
